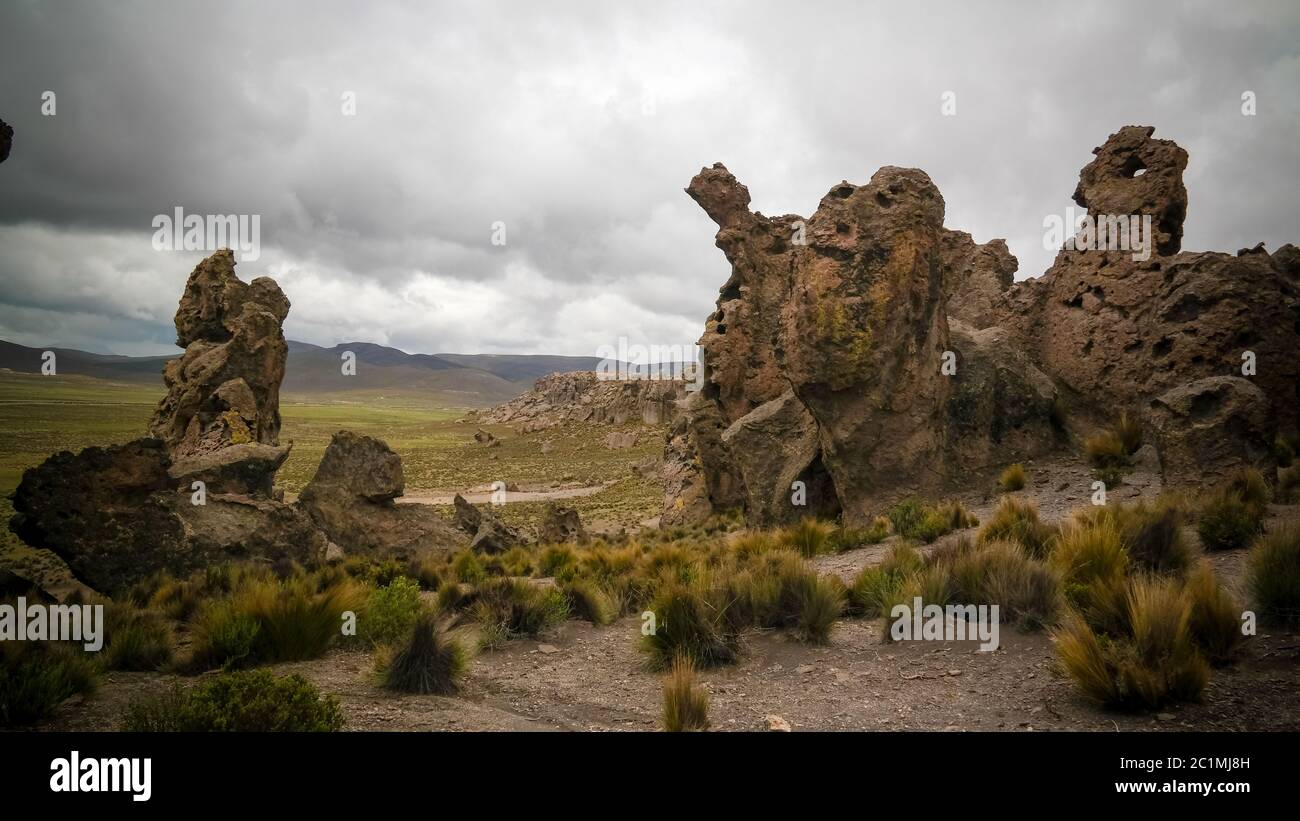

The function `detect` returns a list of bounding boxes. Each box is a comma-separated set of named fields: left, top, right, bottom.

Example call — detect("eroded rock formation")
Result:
left=9, top=251, right=464, bottom=591
left=663, top=124, right=1296, bottom=523
left=480, top=371, right=687, bottom=432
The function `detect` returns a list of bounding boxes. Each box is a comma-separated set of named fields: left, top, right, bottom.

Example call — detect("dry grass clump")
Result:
left=778, top=518, right=837, bottom=557
left=978, top=496, right=1058, bottom=558
left=661, top=655, right=710, bottom=732
left=640, top=577, right=739, bottom=671
left=1084, top=413, right=1142, bottom=485
left=1247, top=519, right=1300, bottom=626
left=1197, top=469, right=1269, bottom=551
left=472, top=577, right=569, bottom=649
left=887, top=497, right=977, bottom=544
left=998, top=463, right=1027, bottom=492
left=375, top=613, right=469, bottom=695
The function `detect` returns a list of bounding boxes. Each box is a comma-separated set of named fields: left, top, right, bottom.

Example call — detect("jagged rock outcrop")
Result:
left=1144, top=376, right=1276, bottom=488
left=480, top=371, right=687, bottom=432
left=942, top=231, right=1018, bottom=330
left=1001, top=127, right=1300, bottom=436
left=661, top=124, right=1292, bottom=525
left=1072, top=125, right=1188, bottom=256
left=450, top=493, right=522, bottom=553
left=539, top=503, right=586, bottom=543
left=149, top=250, right=291, bottom=492
left=674, top=162, right=1060, bottom=525
left=9, top=439, right=326, bottom=593
left=299, top=432, right=461, bottom=561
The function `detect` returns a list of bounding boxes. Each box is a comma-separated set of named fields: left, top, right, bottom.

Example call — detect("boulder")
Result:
left=1144, top=376, right=1276, bottom=488
left=298, top=432, right=461, bottom=561
left=602, top=431, right=638, bottom=449
left=720, top=390, right=837, bottom=527
left=539, top=503, right=586, bottom=543
left=9, top=438, right=325, bottom=593
left=453, top=493, right=482, bottom=534
left=168, top=442, right=292, bottom=497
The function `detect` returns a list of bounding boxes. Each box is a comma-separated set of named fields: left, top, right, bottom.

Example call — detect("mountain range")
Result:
left=0, top=339, right=603, bottom=407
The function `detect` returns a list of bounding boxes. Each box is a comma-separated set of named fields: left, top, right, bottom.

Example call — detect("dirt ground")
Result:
left=35, top=454, right=1300, bottom=732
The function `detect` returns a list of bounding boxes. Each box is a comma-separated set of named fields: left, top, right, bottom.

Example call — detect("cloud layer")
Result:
left=2, top=0, right=1297, bottom=356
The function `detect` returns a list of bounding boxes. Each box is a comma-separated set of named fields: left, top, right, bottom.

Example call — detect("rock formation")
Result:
left=149, top=249, right=290, bottom=484
left=10, top=438, right=325, bottom=593
left=298, top=431, right=462, bottom=561
left=480, top=371, right=687, bottom=432
left=0, top=118, right=12, bottom=164
left=8, top=250, right=465, bottom=591
left=667, top=163, right=1059, bottom=526
left=662, top=124, right=1296, bottom=523
left=1144, top=376, right=1275, bottom=488
left=451, top=493, right=522, bottom=553
left=539, top=503, right=586, bottom=543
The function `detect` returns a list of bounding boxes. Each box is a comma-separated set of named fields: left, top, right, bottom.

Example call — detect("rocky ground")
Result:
left=39, top=454, right=1300, bottom=733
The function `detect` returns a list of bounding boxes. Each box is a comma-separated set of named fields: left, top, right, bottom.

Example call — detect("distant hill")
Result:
left=0, top=339, right=603, bottom=407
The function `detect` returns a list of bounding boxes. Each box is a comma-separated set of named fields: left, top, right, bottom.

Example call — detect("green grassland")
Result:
left=0, top=370, right=664, bottom=589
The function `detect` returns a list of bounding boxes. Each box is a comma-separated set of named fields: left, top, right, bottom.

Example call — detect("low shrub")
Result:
left=562, top=578, right=616, bottom=625
left=359, top=577, right=425, bottom=647
left=450, top=551, right=487, bottom=584
left=1191, top=469, right=1271, bottom=554
left=187, top=601, right=261, bottom=671
left=121, top=670, right=344, bottom=732
left=1184, top=564, right=1244, bottom=666
left=103, top=605, right=174, bottom=672
left=846, top=543, right=924, bottom=618
left=942, top=540, right=1062, bottom=630
left=1053, top=576, right=1209, bottom=710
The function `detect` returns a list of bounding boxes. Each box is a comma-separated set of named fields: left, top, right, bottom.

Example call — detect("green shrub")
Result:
left=538, top=544, right=579, bottom=579
left=1275, top=436, right=1294, bottom=468
left=376, top=613, right=468, bottom=695
left=1247, top=519, right=1300, bottom=626
left=999, top=463, right=1027, bottom=492
left=662, top=655, right=709, bottom=732
left=943, top=540, right=1062, bottom=630
left=846, top=543, right=924, bottom=618
left=450, top=551, right=487, bottom=584
left=887, top=498, right=927, bottom=540
left=0, top=640, right=98, bottom=727
left=360, top=577, right=425, bottom=647
left=1278, top=464, right=1300, bottom=503
left=407, top=557, right=445, bottom=591
left=121, top=670, right=344, bottom=731
left=978, top=496, right=1057, bottom=558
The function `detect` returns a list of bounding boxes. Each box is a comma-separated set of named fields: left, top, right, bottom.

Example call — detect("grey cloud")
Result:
left=1, top=0, right=1296, bottom=356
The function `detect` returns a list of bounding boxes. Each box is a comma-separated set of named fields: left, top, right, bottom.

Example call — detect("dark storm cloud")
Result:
left=1, top=0, right=1297, bottom=356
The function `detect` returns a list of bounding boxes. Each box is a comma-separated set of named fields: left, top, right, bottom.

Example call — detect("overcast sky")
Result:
left=1, top=0, right=1297, bottom=357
